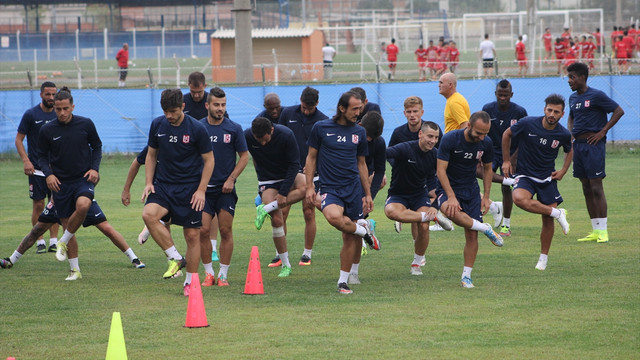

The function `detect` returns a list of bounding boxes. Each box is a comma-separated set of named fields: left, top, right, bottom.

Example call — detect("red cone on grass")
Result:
left=243, top=246, right=264, bottom=295
left=184, top=273, right=209, bottom=328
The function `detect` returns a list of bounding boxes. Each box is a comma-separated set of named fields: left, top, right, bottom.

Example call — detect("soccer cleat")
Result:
left=268, top=256, right=282, bottom=268
left=65, top=268, right=82, bottom=281
left=201, top=273, right=216, bottom=287
left=362, top=220, right=380, bottom=251
left=132, top=258, right=146, bottom=269
left=36, top=244, right=47, bottom=254
left=48, top=244, right=57, bottom=253
left=361, top=244, right=368, bottom=256
left=278, top=266, right=292, bottom=278
left=337, top=282, right=353, bottom=294
left=429, top=223, right=445, bottom=231
left=555, top=208, right=570, bottom=235
left=211, top=250, right=220, bottom=262
left=499, top=226, right=511, bottom=237
left=394, top=221, right=402, bottom=233
left=0, top=258, right=13, bottom=269
left=55, top=242, right=68, bottom=261
left=217, top=275, right=229, bottom=287
left=434, top=210, right=454, bottom=231
left=347, top=272, right=360, bottom=285
left=490, top=201, right=503, bottom=228
left=163, top=258, right=187, bottom=279
left=137, top=227, right=150, bottom=245
left=254, top=204, right=270, bottom=230
left=597, top=229, right=609, bottom=243
left=298, top=255, right=311, bottom=266
left=535, top=259, right=548, bottom=271
left=482, top=223, right=504, bottom=247
left=410, top=264, right=423, bottom=276
left=183, top=283, right=190, bottom=297
left=577, top=230, right=599, bottom=242
left=460, top=276, right=474, bottom=288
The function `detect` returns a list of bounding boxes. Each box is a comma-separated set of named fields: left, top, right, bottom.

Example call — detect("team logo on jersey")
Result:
left=551, top=140, right=560, bottom=149
left=224, top=134, right=231, bottom=143
left=259, top=185, right=265, bottom=192
left=46, top=201, right=54, bottom=209
left=476, top=151, right=484, bottom=160
left=511, top=119, right=518, bottom=126
left=321, top=193, right=327, bottom=200
left=182, top=135, right=190, bottom=143
left=352, top=134, right=359, bottom=144
left=584, top=100, right=590, bottom=108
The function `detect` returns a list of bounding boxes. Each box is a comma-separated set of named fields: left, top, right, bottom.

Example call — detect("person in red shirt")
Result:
left=436, top=40, right=449, bottom=77
left=592, top=27, right=605, bottom=54
left=561, top=28, right=572, bottom=47
left=610, top=26, right=623, bottom=52
left=425, top=40, right=439, bottom=80
left=542, top=28, right=553, bottom=61
left=563, top=41, right=578, bottom=74
left=554, top=37, right=567, bottom=75
left=585, top=36, right=596, bottom=70
left=448, top=41, right=460, bottom=74
left=614, top=35, right=629, bottom=73
left=515, top=35, right=528, bottom=76
left=116, top=43, right=129, bottom=88
left=386, top=38, right=399, bottom=80
left=622, top=30, right=635, bottom=59
left=415, top=44, right=428, bottom=81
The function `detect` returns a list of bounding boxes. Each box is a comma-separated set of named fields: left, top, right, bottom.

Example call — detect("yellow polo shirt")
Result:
left=444, top=92, right=471, bottom=133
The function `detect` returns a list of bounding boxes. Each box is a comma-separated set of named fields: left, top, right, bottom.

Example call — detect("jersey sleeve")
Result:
left=233, top=123, right=248, bottom=152
left=356, top=128, right=368, bottom=157
left=17, top=110, right=31, bottom=135
left=86, top=119, right=103, bottom=172
left=450, top=99, right=470, bottom=127
left=193, top=122, right=213, bottom=154
left=148, top=118, right=160, bottom=149
left=594, top=90, right=620, bottom=113
left=481, top=138, right=494, bottom=164
left=307, top=123, right=321, bottom=150
left=136, top=146, right=149, bottom=164
left=437, top=133, right=453, bottom=162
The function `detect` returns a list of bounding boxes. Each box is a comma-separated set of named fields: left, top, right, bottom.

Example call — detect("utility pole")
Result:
left=234, top=0, right=253, bottom=85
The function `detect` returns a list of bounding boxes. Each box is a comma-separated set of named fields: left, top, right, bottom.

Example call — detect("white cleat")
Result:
left=55, top=242, right=68, bottom=262
left=490, top=201, right=503, bottom=228
left=394, top=221, right=402, bottom=233
left=434, top=210, right=454, bottom=231
left=138, top=227, right=150, bottom=245
left=347, top=272, right=360, bottom=285
left=429, top=223, right=445, bottom=231
left=556, top=208, right=570, bottom=235
left=65, top=268, right=82, bottom=281
left=535, top=259, right=548, bottom=271
left=410, top=264, right=423, bottom=276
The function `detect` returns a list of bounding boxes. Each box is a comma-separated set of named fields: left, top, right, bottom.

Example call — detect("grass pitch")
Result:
left=0, top=149, right=638, bottom=359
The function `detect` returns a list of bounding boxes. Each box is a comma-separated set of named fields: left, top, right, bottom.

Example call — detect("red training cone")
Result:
left=184, top=273, right=210, bottom=328
left=243, top=246, right=264, bottom=295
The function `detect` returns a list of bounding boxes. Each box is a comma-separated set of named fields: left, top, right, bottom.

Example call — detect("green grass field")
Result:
left=0, top=149, right=639, bottom=359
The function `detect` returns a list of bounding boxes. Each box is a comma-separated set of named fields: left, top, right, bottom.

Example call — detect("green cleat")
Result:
left=597, top=229, right=609, bottom=243
left=163, top=258, right=186, bottom=279
left=65, top=268, right=82, bottom=281
left=55, top=242, right=68, bottom=262
left=278, top=266, right=292, bottom=277
left=211, top=250, right=220, bottom=262
left=254, top=204, right=270, bottom=230
left=577, top=230, right=599, bottom=242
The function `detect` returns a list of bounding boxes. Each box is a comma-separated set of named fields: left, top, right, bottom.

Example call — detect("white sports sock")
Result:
left=36, top=239, right=46, bottom=246
left=263, top=200, right=278, bottom=213
left=502, top=218, right=511, bottom=227
left=59, top=229, right=74, bottom=245
left=184, top=272, right=193, bottom=286
left=420, top=212, right=432, bottom=222
left=538, top=253, right=548, bottom=262
left=338, top=270, right=349, bottom=284
left=49, top=237, right=58, bottom=245
left=303, top=248, right=312, bottom=258
left=164, top=246, right=182, bottom=260
left=203, top=262, right=215, bottom=276
left=356, top=219, right=368, bottom=227
left=123, top=248, right=136, bottom=261
left=470, top=220, right=488, bottom=232
left=219, top=264, right=229, bottom=278
left=279, top=251, right=291, bottom=267
left=502, top=177, right=515, bottom=186
left=413, top=254, right=425, bottom=265
left=211, top=239, right=217, bottom=251
left=69, top=257, right=79, bottom=271
left=350, top=263, right=360, bottom=274
left=462, top=266, right=472, bottom=279
left=353, top=224, right=367, bottom=237
left=550, top=208, right=561, bottom=218
left=593, top=218, right=607, bottom=230
left=10, top=250, right=22, bottom=265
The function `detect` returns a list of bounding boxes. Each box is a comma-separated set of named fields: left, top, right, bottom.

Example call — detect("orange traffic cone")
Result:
left=243, top=246, right=264, bottom=295
left=184, top=273, right=210, bottom=328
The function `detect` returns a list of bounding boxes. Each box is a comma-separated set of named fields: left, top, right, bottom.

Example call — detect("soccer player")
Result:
left=37, top=87, right=102, bottom=280
left=436, top=111, right=504, bottom=288
left=425, top=40, right=440, bottom=80
left=351, top=87, right=381, bottom=123
left=116, top=43, right=129, bottom=87
left=278, top=86, right=328, bottom=266
left=481, top=79, right=528, bottom=236
left=305, top=91, right=379, bottom=295
left=199, top=87, right=249, bottom=287
left=15, top=81, right=60, bottom=254
left=566, top=62, right=624, bottom=243
left=438, top=73, right=471, bottom=133
left=613, top=36, right=630, bottom=73
left=386, top=38, right=399, bottom=80
left=141, top=89, right=214, bottom=296
left=1, top=199, right=145, bottom=274
left=415, top=44, right=428, bottom=81
left=515, top=35, right=528, bottom=76
left=255, top=92, right=283, bottom=124
left=502, top=94, right=572, bottom=271
left=384, top=121, right=453, bottom=276
left=246, top=117, right=307, bottom=277
left=479, top=34, right=496, bottom=78
left=543, top=28, right=553, bottom=61
left=183, top=71, right=209, bottom=121
left=448, top=41, right=460, bottom=74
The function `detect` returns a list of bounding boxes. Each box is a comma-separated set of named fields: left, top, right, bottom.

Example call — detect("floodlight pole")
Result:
left=526, top=0, right=536, bottom=75
left=234, top=0, right=254, bottom=85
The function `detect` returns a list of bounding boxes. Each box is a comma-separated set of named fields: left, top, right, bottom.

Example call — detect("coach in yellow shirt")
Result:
left=439, top=73, right=470, bottom=132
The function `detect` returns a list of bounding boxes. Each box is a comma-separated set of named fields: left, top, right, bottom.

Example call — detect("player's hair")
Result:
left=187, top=71, right=206, bottom=87
left=332, top=91, right=361, bottom=122
left=208, top=87, right=226, bottom=101
left=545, top=27, right=550, bottom=31
left=484, top=34, right=489, bottom=39
left=40, top=81, right=56, bottom=92
left=391, top=38, right=396, bottom=43
left=300, top=86, right=319, bottom=106
left=360, top=111, right=384, bottom=139
left=251, top=117, right=273, bottom=138
left=421, top=121, right=439, bottom=132
left=264, top=93, right=280, bottom=106
left=469, top=111, right=490, bottom=126
left=566, top=62, right=589, bottom=80
left=350, top=87, right=367, bottom=101
left=496, top=79, right=511, bottom=90
left=544, top=94, right=566, bottom=111
left=160, top=88, right=184, bottom=111
left=54, top=86, right=73, bottom=104
left=403, top=96, right=423, bottom=110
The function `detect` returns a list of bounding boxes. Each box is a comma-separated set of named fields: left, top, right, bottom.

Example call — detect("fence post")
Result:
left=17, top=30, right=21, bottom=62
left=74, top=57, right=83, bottom=89
left=94, top=48, right=98, bottom=88
left=75, top=29, right=80, bottom=61
left=133, top=27, right=137, bottom=60
left=33, top=49, right=38, bottom=82
left=190, top=26, right=194, bottom=58
left=147, top=66, right=154, bottom=87
left=261, top=64, right=265, bottom=84
left=157, top=46, right=162, bottom=85
left=173, top=54, right=180, bottom=88
left=46, top=30, right=51, bottom=61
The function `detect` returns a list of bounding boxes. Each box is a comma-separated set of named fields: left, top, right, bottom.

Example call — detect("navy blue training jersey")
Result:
left=387, top=140, right=438, bottom=196
left=437, top=129, right=493, bottom=194
left=278, top=105, right=329, bottom=168
left=38, top=115, right=102, bottom=181
left=482, top=101, right=528, bottom=156
left=244, top=124, right=300, bottom=196
left=510, top=116, right=572, bottom=180
left=366, top=136, right=386, bottom=199
left=388, top=120, right=443, bottom=148
left=307, top=119, right=368, bottom=188
left=18, top=104, right=58, bottom=168
left=136, top=145, right=148, bottom=165
left=569, top=87, right=619, bottom=137
left=200, top=117, right=248, bottom=187
left=183, top=91, right=209, bottom=121
left=254, top=109, right=280, bottom=125
left=357, top=101, right=381, bottom=122
left=147, top=114, right=211, bottom=184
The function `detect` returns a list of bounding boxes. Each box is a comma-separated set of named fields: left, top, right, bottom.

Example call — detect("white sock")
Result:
left=37, top=239, right=46, bottom=246
left=219, top=264, right=229, bottom=278
left=60, top=229, right=74, bottom=245
left=263, top=200, right=278, bottom=213
left=413, top=254, right=424, bottom=265
left=69, top=257, right=79, bottom=271
left=502, top=218, right=511, bottom=227
left=184, top=272, right=193, bottom=286
left=303, top=248, right=312, bottom=258
left=550, top=208, right=561, bottom=218
left=356, top=219, right=368, bottom=227
left=538, top=253, right=548, bottom=263
left=350, top=263, right=360, bottom=274
left=279, top=251, right=291, bottom=267
left=470, top=219, right=488, bottom=232
left=123, top=248, right=136, bottom=261
left=462, top=266, right=472, bottom=279
left=211, top=239, right=217, bottom=252
left=338, top=270, right=350, bottom=284
left=420, top=212, right=434, bottom=222
left=353, top=224, right=367, bottom=237
left=489, top=202, right=500, bottom=214
left=49, top=237, right=58, bottom=246
left=502, top=177, right=515, bottom=186
left=593, top=218, right=607, bottom=230
left=164, top=246, right=182, bottom=260
left=203, top=262, right=215, bottom=276
left=10, top=250, right=22, bottom=264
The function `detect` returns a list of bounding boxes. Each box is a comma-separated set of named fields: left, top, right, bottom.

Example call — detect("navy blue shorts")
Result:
left=29, top=175, right=51, bottom=201
left=38, top=199, right=107, bottom=227
left=320, top=181, right=363, bottom=221
left=572, top=139, right=606, bottom=179
left=258, top=181, right=283, bottom=196
left=437, top=190, right=482, bottom=222
left=146, top=181, right=202, bottom=228
left=203, top=187, right=238, bottom=217
left=513, top=177, right=563, bottom=205
left=52, top=178, right=95, bottom=219
left=385, top=192, right=431, bottom=211
left=492, top=156, right=504, bottom=174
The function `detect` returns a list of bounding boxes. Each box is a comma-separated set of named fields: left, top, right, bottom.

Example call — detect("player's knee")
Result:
left=272, top=226, right=285, bottom=238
